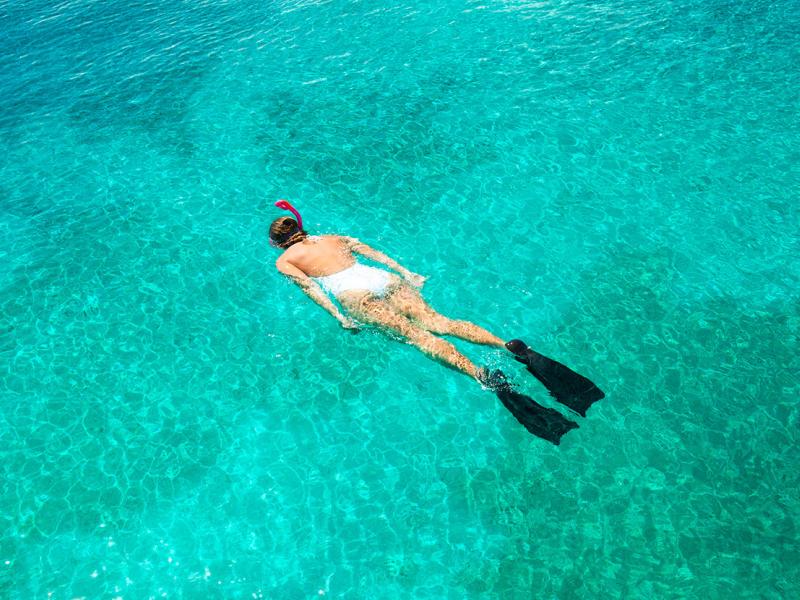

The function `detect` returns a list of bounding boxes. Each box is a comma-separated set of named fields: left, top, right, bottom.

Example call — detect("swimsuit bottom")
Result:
left=313, top=263, right=393, bottom=298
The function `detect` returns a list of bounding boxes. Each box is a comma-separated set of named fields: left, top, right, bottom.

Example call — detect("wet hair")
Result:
left=269, top=216, right=308, bottom=249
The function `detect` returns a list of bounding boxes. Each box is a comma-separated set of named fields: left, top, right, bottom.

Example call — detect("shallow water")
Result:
left=1, top=0, right=799, bottom=597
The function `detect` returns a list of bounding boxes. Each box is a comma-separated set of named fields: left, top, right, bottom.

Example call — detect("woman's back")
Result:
left=281, top=235, right=354, bottom=277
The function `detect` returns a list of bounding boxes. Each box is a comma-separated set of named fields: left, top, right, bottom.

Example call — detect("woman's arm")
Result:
left=342, top=237, right=427, bottom=287
left=275, top=259, right=357, bottom=328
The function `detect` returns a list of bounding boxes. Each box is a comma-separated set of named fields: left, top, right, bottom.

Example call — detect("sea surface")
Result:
left=1, top=0, right=799, bottom=597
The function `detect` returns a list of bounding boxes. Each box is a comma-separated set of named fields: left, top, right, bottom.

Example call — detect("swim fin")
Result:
left=480, top=369, right=578, bottom=445
left=505, top=339, right=605, bottom=417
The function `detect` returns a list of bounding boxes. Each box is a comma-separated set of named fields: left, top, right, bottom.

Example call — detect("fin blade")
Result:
left=507, top=340, right=604, bottom=417
left=486, top=370, right=579, bottom=445
left=524, top=349, right=604, bottom=417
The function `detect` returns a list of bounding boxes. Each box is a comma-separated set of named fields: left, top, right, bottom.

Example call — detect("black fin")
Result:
left=482, top=369, right=578, bottom=445
left=506, top=339, right=605, bottom=417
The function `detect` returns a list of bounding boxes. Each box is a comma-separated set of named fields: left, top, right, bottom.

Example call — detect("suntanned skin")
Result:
left=275, top=235, right=505, bottom=382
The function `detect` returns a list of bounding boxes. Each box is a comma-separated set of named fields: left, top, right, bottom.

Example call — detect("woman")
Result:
left=270, top=214, right=504, bottom=383
left=269, top=201, right=603, bottom=444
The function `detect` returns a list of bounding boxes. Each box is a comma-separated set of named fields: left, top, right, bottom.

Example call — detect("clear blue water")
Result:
left=2, top=0, right=799, bottom=597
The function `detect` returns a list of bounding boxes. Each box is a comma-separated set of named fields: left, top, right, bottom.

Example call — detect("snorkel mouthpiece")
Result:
left=274, top=199, right=303, bottom=230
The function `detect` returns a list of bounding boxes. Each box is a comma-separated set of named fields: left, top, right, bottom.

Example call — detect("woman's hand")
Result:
left=404, top=272, right=428, bottom=289
left=339, top=316, right=361, bottom=332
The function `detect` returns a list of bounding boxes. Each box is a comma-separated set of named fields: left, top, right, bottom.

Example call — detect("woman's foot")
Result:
left=476, top=366, right=506, bottom=389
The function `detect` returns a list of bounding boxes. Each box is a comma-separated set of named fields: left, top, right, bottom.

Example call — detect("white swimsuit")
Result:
left=313, top=263, right=393, bottom=298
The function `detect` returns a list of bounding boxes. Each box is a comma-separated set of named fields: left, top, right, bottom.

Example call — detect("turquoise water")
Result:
left=2, top=0, right=799, bottom=597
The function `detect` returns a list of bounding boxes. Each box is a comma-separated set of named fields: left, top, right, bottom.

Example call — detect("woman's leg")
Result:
left=386, top=285, right=505, bottom=347
left=340, top=292, right=481, bottom=379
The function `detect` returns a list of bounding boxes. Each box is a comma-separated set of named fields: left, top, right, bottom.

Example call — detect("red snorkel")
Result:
left=274, top=199, right=303, bottom=230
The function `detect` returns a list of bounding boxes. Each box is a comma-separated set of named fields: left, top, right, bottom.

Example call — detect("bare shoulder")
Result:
left=275, top=245, right=301, bottom=267
left=275, top=253, right=307, bottom=278
left=318, top=234, right=357, bottom=249
left=328, top=234, right=360, bottom=247
left=319, top=233, right=349, bottom=242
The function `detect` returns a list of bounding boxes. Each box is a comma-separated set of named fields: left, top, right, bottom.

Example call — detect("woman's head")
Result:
left=269, top=216, right=308, bottom=249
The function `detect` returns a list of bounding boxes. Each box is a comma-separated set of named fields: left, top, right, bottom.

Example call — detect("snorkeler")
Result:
left=270, top=200, right=603, bottom=444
